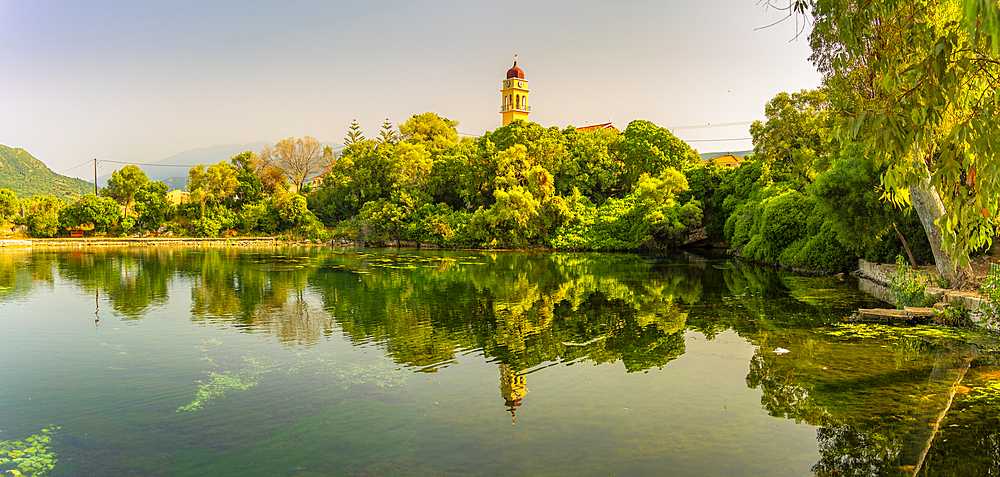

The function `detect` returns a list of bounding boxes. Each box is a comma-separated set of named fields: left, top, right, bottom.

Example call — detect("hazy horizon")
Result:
left=1, top=0, right=821, bottom=181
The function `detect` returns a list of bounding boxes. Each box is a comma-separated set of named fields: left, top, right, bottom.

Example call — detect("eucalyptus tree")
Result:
left=803, top=0, right=1000, bottom=286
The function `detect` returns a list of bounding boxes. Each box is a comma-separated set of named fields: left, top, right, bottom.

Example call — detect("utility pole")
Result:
left=94, top=158, right=98, bottom=195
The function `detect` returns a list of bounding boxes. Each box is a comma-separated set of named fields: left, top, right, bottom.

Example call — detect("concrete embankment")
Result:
left=8, top=237, right=284, bottom=248
left=857, top=259, right=987, bottom=310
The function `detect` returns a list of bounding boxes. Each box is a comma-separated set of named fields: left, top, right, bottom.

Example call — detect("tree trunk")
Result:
left=909, top=178, right=976, bottom=288
left=893, top=222, right=917, bottom=267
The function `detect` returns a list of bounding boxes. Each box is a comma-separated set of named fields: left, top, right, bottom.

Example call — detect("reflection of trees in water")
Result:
left=312, top=251, right=699, bottom=373
left=185, top=249, right=336, bottom=347
left=920, top=409, right=1000, bottom=474
left=56, top=249, right=172, bottom=319
left=742, top=319, right=1000, bottom=476
left=0, top=249, right=52, bottom=299
left=16, top=247, right=1000, bottom=474
left=813, top=426, right=905, bottom=477
left=744, top=331, right=934, bottom=474
left=699, top=260, right=1000, bottom=476
left=916, top=352, right=1000, bottom=473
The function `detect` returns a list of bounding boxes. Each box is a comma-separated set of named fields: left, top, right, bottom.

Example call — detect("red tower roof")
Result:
left=506, top=61, right=524, bottom=79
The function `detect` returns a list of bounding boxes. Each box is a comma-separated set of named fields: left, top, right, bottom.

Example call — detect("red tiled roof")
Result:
left=575, top=122, right=618, bottom=132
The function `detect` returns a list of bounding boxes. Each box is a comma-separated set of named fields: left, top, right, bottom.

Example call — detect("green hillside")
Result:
left=0, top=145, right=93, bottom=200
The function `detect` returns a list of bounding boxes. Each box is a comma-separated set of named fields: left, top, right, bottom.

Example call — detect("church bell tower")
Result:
left=501, top=56, right=530, bottom=126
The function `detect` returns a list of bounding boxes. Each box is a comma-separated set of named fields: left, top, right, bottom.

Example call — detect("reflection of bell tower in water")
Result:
left=499, top=364, right=529, bottom=426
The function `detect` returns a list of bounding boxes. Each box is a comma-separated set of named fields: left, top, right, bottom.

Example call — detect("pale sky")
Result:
left=0, top=0, right=821, bottom=180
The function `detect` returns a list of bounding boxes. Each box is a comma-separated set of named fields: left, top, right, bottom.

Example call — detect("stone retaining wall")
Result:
left=858, top=259, right=893, bottom=286
left=26, top=237, right=281, bottom=247
left=857, top=258, right=989, bottom=312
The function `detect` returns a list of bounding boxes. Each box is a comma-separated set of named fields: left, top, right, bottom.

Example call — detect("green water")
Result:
left=1, top=247, right=999, bottom=476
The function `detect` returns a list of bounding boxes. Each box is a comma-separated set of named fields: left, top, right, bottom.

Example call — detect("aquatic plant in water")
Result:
left=299, top=353, right=407, bottom=388
left=965, top=380, right=1000, bottom=406
left=822, top=323, right=974, bottom=343
left=177, top=356, right=277, bottom=412
left=326, top=361, right=407, bottom=388
left=0, top=427, right=60, bottom=476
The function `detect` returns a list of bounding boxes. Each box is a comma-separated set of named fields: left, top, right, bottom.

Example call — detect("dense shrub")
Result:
left=192, top=216, right=222, bottom=237
left=759, top=191, right=813, bottom=257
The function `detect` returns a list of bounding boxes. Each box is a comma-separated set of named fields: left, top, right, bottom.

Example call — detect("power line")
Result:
left=682, top=137, right=753, bottom=142
left=668, top=121, right=756, bottom=130
left=56, top=160, right=95, bottom=175
left=99, top=159, right=198, bottom=167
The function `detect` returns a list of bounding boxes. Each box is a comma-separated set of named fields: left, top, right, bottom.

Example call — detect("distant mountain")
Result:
left=0, top=145, right=93, bottom=200
left=97, top=142, right=270, bottom=186
left=163, top=176, right=188, bottom=192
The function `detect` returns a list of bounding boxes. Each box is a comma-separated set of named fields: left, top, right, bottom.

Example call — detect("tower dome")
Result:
left=506, top=61, right=524, bottom=79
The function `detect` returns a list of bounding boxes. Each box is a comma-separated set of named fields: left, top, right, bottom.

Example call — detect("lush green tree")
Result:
left=616, top=120, right=700, bottom=189
left=59, top=193, right=120, bottom=234
left=808, top=0, right=999, bottom=285
left=424, top=137, right=497, bottom=209
left=392, top=142, right=433, bottom=191
left=398, top=112, right=460, bottom=153
left=809, top=142, right=927, bottom=265
left=230, top=151, right=265, bottom=208
left=354, top=190, right=417, bottom=244
left=102, top=165, right=149, bottom=217
left=133, top=181, right=171, bottom=232
left=552, top=169, right=701, bottom=250
left=0, top=188, right=19, bottom=223
left=20, top=195, right=63, bottom=238
left=423, top=138, right=482, bottom=209
left=273, top=190, right=310, bottom=229
left=308, top=139, right=395, bottom=224
left=750, top=89, right=832, bottom=186
left=556, top=126, right=622, bottom=204
left=679, top=161, right=731, bottom=239
left=475, top=144, right=570, bottom=246
left=188, top=162, right=238, bottom=216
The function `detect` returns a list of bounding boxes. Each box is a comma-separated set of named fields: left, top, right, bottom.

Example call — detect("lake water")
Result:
left=2, top=247, right=999, bottom=476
